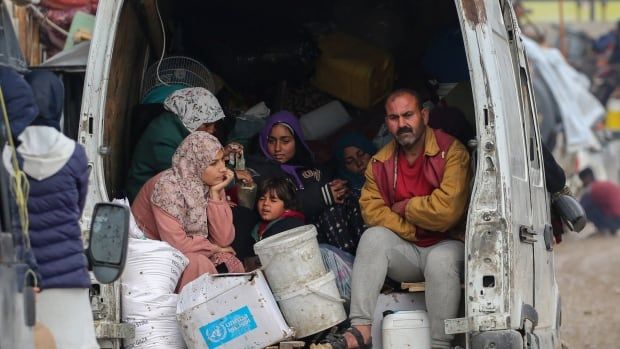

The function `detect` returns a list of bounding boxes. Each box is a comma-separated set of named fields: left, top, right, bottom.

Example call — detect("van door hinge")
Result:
left=445, top=317, right=469, bottom=335
left=519, top=225, right=537, bottom=243
left=446, top=314, right=510, bottom=334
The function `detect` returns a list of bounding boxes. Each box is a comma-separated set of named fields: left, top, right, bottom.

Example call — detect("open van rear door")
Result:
left=447, top=0, right=559, bottom=347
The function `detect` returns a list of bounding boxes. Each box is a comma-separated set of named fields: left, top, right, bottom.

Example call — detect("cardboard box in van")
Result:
left=176, top=270, right=294, bottom=349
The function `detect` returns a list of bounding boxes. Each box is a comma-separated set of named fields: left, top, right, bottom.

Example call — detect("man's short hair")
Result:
left=385, top=89, right=423, bottom=110
left=578, top=167, right=595, bottom=182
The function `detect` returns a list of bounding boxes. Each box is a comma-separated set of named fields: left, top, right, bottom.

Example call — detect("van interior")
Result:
left=100, top=0, right=477, bottom=199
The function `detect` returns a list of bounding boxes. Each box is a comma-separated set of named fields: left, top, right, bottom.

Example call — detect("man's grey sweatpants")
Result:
left=349, top=226, right=464, bottom=349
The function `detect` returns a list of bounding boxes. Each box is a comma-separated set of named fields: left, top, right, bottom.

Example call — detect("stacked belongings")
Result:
left=29, top=0, right=99, bottom=58
left=253, top=225, right=347, bottom=339
left=185, top=17, right=318, bottom=94
left=312, top=32, right=395, bottom=109
left=117, top=199, right=189, bottom=349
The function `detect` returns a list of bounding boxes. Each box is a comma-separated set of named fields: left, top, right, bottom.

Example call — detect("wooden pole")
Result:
left=559, top=0, right=567, bottom=57
left=15, top=6, right=28, bottom=60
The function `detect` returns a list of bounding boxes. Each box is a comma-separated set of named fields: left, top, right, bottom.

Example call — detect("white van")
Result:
left=79, top=0, right=561, bottom=348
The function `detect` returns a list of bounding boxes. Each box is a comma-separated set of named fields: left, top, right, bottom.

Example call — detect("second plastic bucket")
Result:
left=253, top=225, right=326, bottom=294
left=273, top=271, right=347, bottom=338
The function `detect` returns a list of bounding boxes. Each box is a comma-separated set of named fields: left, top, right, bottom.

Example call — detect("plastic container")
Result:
left=312, top=32, right=395, bottom=109
left=273, top=271, right=347, bottom=338
left=382, top=310, right=431, bottom=349
left=372, top=292, right=426, bottom=349
left=300, top=101, right=351, bottom=141
left=253, top=225, right=326, bottom=294
left=605, top=97, right=620, bottom=131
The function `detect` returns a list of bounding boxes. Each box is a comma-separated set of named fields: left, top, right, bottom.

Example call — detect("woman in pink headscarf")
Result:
left=131, top=132, right=244, bottom=292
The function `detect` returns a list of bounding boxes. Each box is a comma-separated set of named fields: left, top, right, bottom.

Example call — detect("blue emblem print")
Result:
left=199, top=306, right=258, bottom=348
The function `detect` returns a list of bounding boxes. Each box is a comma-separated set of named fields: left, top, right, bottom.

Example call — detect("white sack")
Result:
left=121, top=238, right=189, bottom=294
left=123, top=318, right=186, bottom=349
left=112, top=197, right=146, bottom=239
left=122, top=286, right=179, bottom=321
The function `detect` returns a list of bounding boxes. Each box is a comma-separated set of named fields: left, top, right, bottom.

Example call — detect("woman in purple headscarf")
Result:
left=248, top=111, right=348, bottom=221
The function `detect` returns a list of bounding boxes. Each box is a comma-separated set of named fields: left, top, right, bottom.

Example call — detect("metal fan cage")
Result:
left=141, top=56, right=216, bottom=98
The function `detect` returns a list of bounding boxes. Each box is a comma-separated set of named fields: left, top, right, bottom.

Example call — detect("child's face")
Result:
left=257, top=190, right=286, bottom=221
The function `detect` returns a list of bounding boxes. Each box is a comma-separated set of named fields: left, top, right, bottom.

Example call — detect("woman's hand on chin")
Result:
left=210, top=169, right=235, bottom=197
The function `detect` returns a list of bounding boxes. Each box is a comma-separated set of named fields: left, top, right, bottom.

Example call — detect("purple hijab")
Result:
left=258, top=111, right=314, bottom=188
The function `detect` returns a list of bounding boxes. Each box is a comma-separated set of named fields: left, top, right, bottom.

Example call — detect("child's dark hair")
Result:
left=258, top=177, right=299, bottom=210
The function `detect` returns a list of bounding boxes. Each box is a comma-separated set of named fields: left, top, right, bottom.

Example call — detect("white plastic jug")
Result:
left=382, top=310, right=431, bottom=349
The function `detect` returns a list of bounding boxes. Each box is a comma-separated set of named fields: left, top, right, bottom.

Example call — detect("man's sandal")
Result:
left=311, top=327, right=371, bottom=349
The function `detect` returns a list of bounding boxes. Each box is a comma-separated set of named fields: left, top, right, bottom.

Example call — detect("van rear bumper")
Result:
left=470, top=330, right=523, bottom=349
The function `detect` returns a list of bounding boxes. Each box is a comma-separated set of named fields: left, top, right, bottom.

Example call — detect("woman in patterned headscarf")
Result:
left=126, top=87, right=229, bottom=202
left=131, top=132, right=244, bottom=292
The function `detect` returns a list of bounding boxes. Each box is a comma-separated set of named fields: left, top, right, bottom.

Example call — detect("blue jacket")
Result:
left=5, top=126, right=90, bottom=289
left=0, top=67, right=38, bottom=138
left=0, top=66, right=40, bottom=289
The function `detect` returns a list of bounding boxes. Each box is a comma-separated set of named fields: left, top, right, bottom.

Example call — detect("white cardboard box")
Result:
left=177, top=270, right=294, bottom=349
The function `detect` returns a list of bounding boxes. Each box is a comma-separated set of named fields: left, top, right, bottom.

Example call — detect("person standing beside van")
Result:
left=316, top=89, right=470, bottom=349
left=3, top=70, right=98, bottom=349
left=126, top=87, right=229, bottom=202
left=131, top=132, right=244, bottom=292
left=0, top=66, right=40, bottom=289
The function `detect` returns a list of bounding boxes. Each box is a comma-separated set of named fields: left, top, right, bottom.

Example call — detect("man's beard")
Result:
left=396, top=126, right=425, bottom=150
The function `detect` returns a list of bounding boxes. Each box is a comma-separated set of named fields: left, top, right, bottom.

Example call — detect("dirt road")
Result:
left=556, top=231, right=620, bottom=349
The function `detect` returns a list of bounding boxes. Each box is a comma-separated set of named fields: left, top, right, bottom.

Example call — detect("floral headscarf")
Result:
left=163, top=87, right=226, bottom=131
left=151, top=131, right=223, bottom=236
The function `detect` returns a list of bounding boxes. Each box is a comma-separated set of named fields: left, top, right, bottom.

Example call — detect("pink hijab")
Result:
left=151, top=131, right=222, bottom=236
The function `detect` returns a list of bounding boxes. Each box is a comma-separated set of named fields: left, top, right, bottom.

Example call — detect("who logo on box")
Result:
left=199, top=306, right=258, bottom=348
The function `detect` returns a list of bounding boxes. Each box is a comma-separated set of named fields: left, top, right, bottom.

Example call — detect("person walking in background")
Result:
left=579, top=167, right=620, bottom=235
left=2, top=70, right=98, bottom=348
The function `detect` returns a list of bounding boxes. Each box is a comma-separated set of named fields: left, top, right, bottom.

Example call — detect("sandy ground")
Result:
left=556, top=228, right=620, bottom=349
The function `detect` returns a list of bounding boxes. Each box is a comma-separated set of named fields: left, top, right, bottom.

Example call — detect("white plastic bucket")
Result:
left=382, top=310, right=431, bottom=349
left=253, top=225, right=326, bottom=294
left=274, top=271, right=347, bottom=338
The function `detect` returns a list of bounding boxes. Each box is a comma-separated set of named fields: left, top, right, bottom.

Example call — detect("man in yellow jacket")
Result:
left=318, top=89, right=471, bottom=349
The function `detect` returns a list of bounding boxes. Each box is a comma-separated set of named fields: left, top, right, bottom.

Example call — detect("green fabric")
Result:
left=141, top=84, right=186, bottom=104
left=126, top=113, right=190, bottom=202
